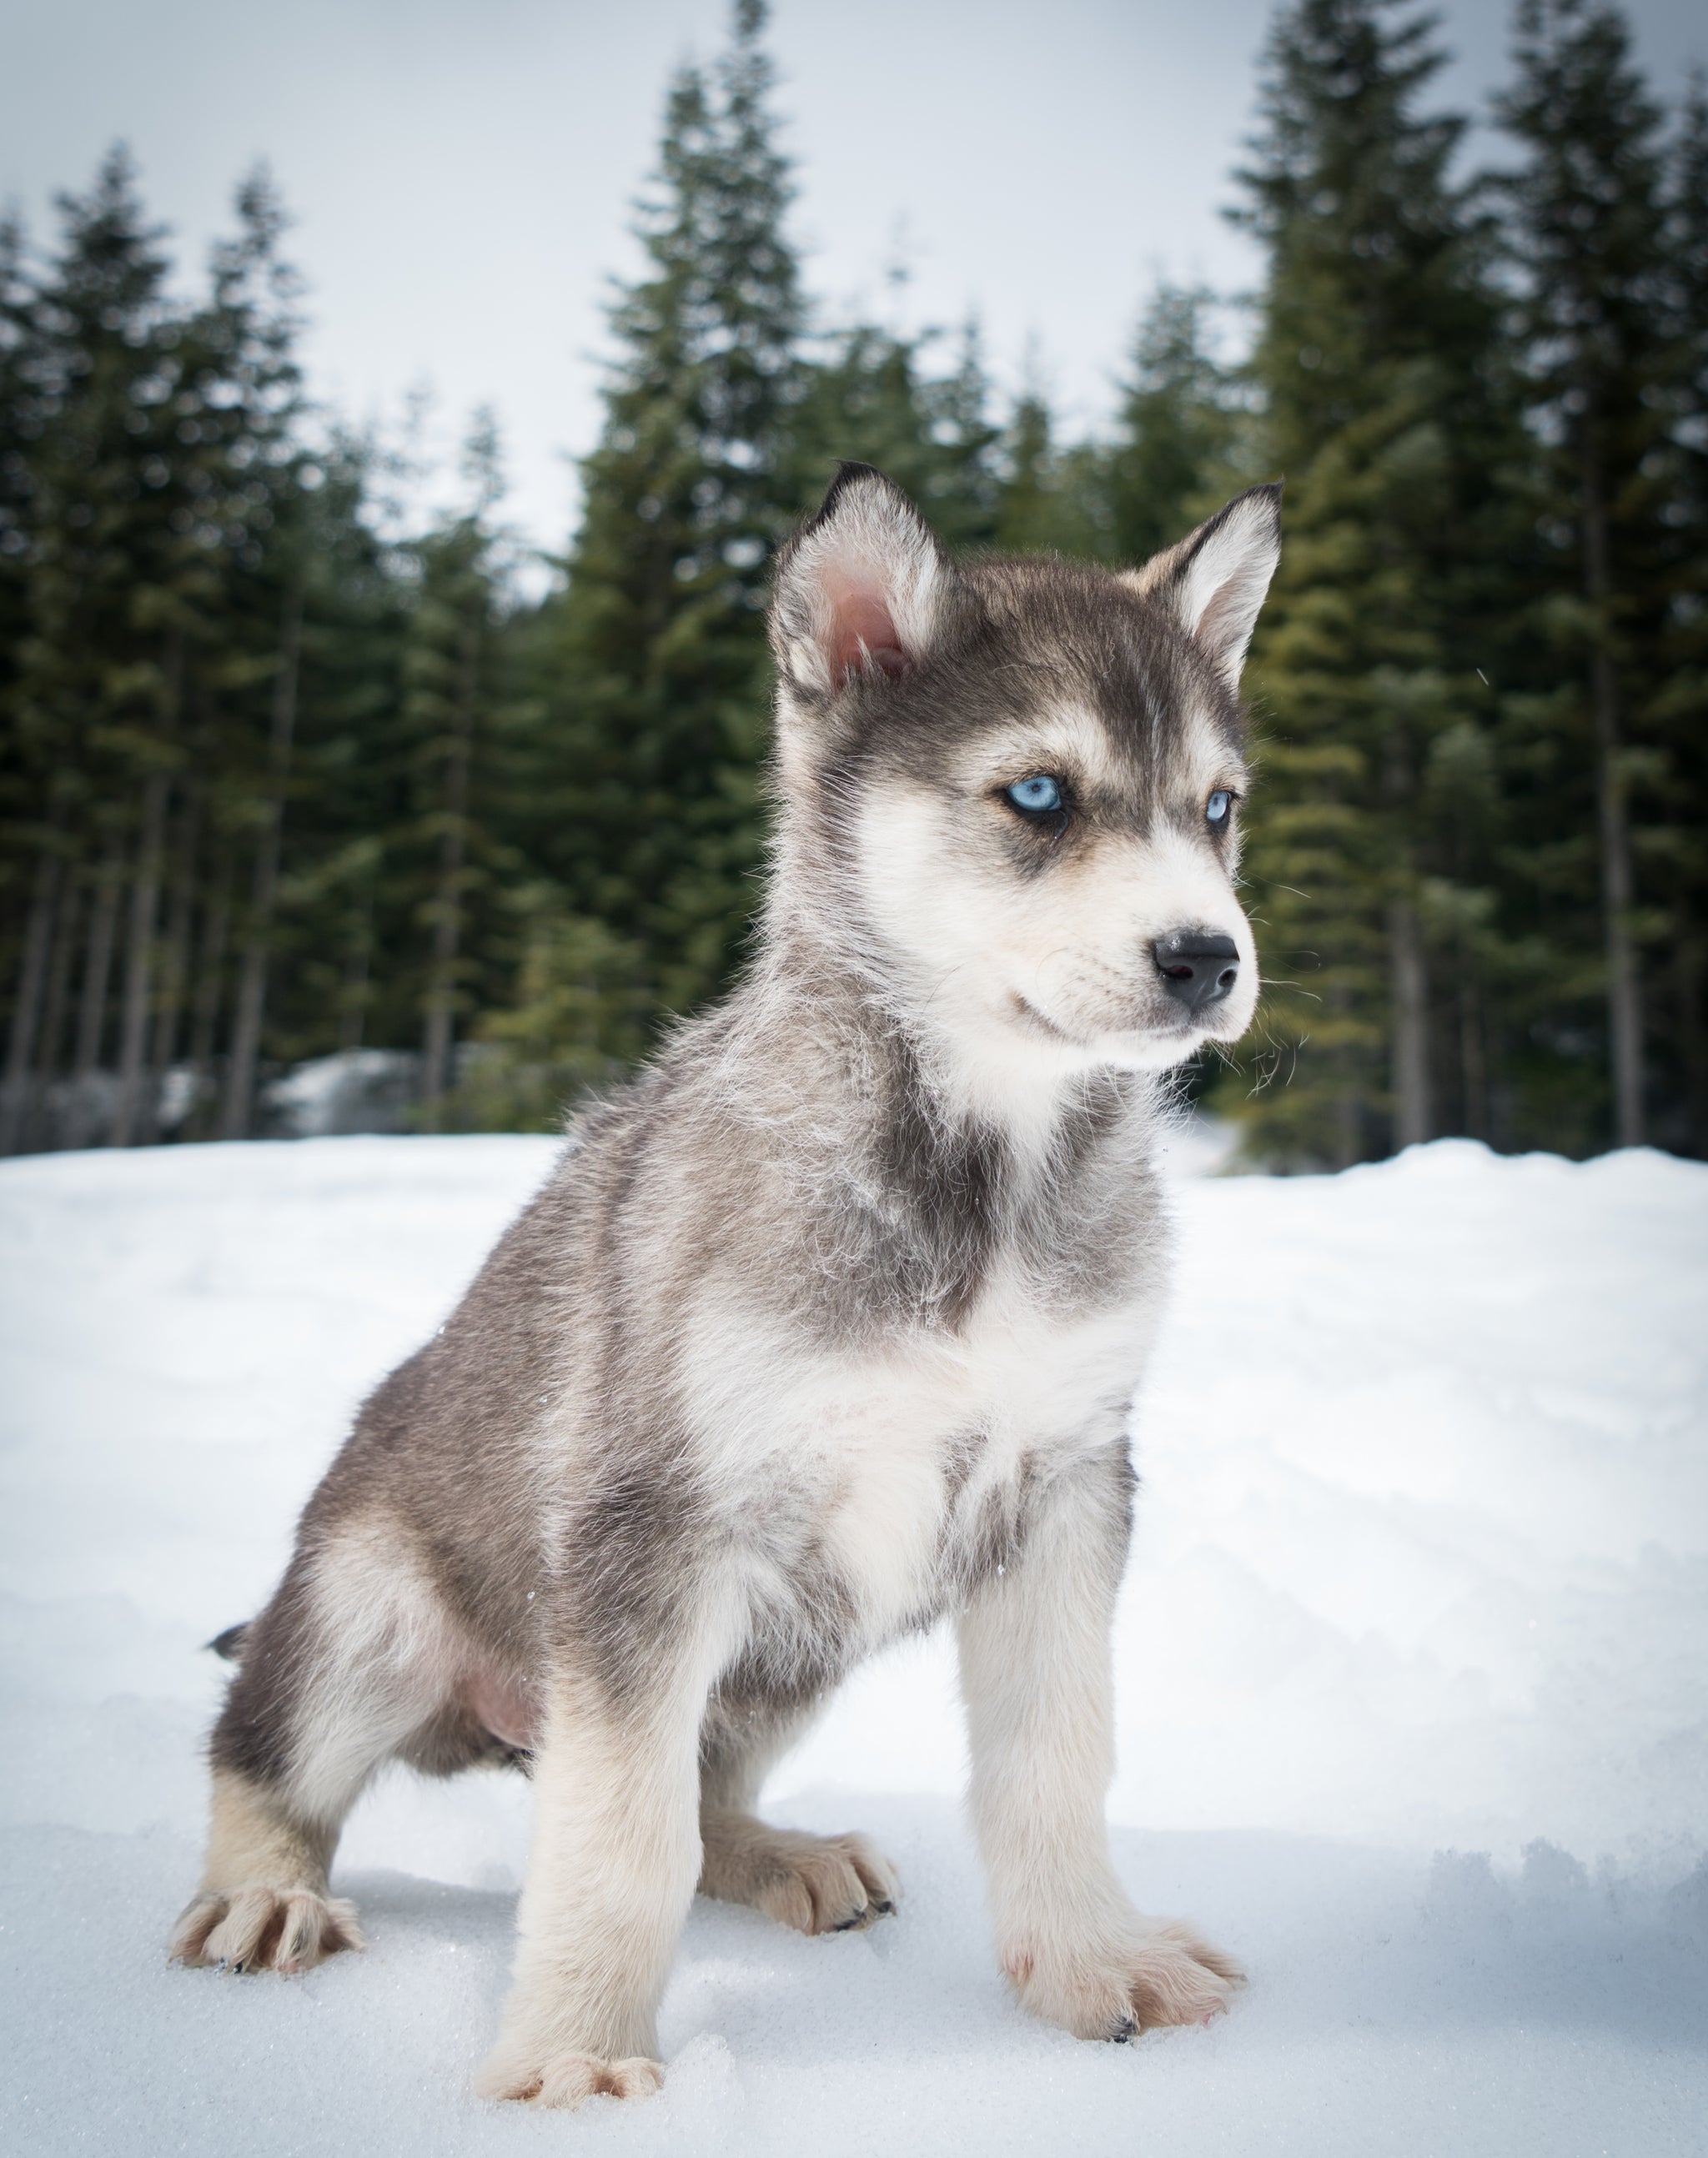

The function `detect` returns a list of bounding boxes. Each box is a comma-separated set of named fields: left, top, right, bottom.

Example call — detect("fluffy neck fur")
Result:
left=676, top=810, right=1165, bottom=1335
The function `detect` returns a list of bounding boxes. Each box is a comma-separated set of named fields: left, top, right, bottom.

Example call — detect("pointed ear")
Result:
left=771, top=463, right=951, bottom=700
left=1122, top=483, right=1282, bottom=690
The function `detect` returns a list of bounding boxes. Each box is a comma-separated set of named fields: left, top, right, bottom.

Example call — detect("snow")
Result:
left=2, top=1132, right=1705, bottom=2155
left=264, top=1047, right=422, bottom=1137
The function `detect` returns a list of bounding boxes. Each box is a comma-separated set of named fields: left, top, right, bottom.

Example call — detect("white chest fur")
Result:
left=687, top=1257, right=1161, bottom=1649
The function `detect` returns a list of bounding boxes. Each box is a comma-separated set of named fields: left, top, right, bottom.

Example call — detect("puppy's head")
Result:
left=769, top=463, right=1280, bottom=1085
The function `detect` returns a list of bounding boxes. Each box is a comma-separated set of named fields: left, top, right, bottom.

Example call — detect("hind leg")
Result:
left=696, top=1688, right=899, bottom=1936
left=171, top=1520, right=459, bottom=1974
left=169, top=1767, right=364, bottom=1974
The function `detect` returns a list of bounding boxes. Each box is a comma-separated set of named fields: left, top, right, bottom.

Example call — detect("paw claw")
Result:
left=1005, top=1914, right=1242, bottom=2040
left=169, top=1887, right=362, bottom=1975
left=700, top=1820, right=902, bottom=1939
left=478, top=2047, right=664, bottom=2109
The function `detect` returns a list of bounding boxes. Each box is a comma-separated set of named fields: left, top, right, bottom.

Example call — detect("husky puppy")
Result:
left=170, top=464, right=1279, bottom=2107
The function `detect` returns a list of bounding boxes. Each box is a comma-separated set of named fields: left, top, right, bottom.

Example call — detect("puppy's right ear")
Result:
left=770, top=464, right=951, bottom=704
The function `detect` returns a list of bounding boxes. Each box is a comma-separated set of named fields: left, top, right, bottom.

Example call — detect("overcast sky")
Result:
left=3, top=0, right=1703, bottom=555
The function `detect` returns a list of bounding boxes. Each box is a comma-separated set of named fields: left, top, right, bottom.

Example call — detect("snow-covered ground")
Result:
left=2, top=1132, right=1705, bottom=2156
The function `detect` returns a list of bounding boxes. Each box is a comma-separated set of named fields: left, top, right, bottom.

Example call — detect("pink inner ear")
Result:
left=825, top=574, right=907, bottom=686
left=1193, top=575, right=1245, bottom=661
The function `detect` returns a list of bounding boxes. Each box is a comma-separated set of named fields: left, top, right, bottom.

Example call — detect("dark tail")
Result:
left=207, top=1621, right=251, bottom=1663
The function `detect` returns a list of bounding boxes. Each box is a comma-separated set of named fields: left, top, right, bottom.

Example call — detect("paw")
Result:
left=475, top=2045, right=664, bottom=2109
left=700, top=1817, right=900, bottom=1935
left=1006, top=1920, right=1243, bottom=2040
left=168, top=1886, right=364, bottom=1975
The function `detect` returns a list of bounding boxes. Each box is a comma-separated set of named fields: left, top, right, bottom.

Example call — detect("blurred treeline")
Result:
left=1, top=0, right=1703, bottom=1163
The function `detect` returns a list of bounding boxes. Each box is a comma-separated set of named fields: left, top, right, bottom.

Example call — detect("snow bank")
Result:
left=2, top=1133, right=1705, bottom=2155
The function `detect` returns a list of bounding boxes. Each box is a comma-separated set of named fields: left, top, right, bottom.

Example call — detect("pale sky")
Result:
left=3, top=0, right=1702, bottom=556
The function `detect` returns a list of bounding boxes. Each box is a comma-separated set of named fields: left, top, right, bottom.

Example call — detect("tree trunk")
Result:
left=1458, top=972, right=1487, bottom=1142
left=0, top=844, right=64, bottom=1156
left=1333, top=1084, right=1361, bottom=1169
left=1388, top=892, right=1431, bottom=1149
left=147, top=785, right=202, bottom=1140
left=110, top=772, right=169, bottom=1147
left=419, top=609, right=480, bottom=1124
left=1580, top=434, right=1644, bottom=1147
left=1675, top=934, right=1705, bottom=1157
left=70, top=840, right=124, bottom=1151
left=1328, top=983, right=1361, bottom=1168
left=36, top=869, right=84, bottom=1150
left=221, top=589, right=304, bottom=1142
left=188, top=841, right=234, bottom=1127
left=339, top=863, right=378, bottom=1052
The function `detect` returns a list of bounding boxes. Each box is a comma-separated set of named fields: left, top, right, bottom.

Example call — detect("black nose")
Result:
left=1153, top=931, right=1240, bottom=1012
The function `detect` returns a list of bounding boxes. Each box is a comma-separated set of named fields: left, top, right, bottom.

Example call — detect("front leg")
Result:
left=957, top=1443, right=1242, bottom=2040
left=478, top=1640, right=718, bottom=2109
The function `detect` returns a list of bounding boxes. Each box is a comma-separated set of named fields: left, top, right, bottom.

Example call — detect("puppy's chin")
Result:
left=1000, top=1001, right=1206, bottom=1077
left=1107, top=1011, right=1257, bottom=1073
left=1007, top=986, right=1241, bottom=1064
left=1094, top=988, right=1259, bottom=1072
left=969, top=990, right=1252, bottom=1092
left=1087, top=1026, right=1212, bottom=1075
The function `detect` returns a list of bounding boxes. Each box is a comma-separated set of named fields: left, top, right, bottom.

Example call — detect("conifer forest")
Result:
left=2, top=0, right=1704, bottom=1166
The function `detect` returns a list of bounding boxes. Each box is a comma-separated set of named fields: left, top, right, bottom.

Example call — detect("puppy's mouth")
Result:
left=1009, top=991, right=1217, bottom=1052
left=1010, top=992, right=1081, bottom=1045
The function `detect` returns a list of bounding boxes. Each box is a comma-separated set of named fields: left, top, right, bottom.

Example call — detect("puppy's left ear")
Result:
left=1123, top=483, right=1282, bottom=691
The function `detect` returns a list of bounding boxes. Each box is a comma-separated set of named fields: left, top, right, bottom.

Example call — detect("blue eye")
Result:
left=1206, top=790, right=1232, bottom=826
left=1006, top=775, right=1062, bottom=815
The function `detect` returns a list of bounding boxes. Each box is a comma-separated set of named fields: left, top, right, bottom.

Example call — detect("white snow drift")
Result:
left=1, top=1132, right=1704, bottom=2155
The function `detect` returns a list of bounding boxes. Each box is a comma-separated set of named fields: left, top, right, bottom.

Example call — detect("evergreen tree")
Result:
left=6, top=14, right=1701, bottom=1163
left=1103, top=285, right=1243, bottom=565
left=0, top=214, right=34, bottom=740
left=0, top=214, right=49, bottom=1149
left=399, top=414, right=519, bottom=1127
left=995, top=380, right=1107, bottom=558
left=1226, top=0, right=1508, bottom=1164
left=247, top=428, right=409, bottom=1079
left=173, top=169, right=308, bottom=1139
left=533, top=0, right=804, bottom=1046
left=0, top=155, right=420, bottom=1151
left=459, top=902, right=651, bottom=1131
left=1495, top=0, right=1680, bottom=1149
left=1657, top=78, right=1708, bottom=1149
left=791, top=321, right=1003, bottom=548
left=0, top=150, right=193, bottom=1151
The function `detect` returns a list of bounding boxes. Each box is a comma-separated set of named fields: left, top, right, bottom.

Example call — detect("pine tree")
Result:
left=1651, top=74, right=1708, bottom=1150
left=0, top=214, right=50, bottom=1151
left=0, top=214, right=35, bottom=740
left=0, top=149, right=193, bottom=1152
left=1227, top=0, right=1508, bottom=1164
left=1495, top=0, right=1680, bottom=1149
left=173, top=168, right=308, bottom=1139
left=256, top=428, right=411, bottom=1077
left=532, top=0, right=804, bottom=1048
left=460, top=901, right=650, bottom=1131
left=6, top=8, right=1697, bottom=1162
left=400, top=414, right=519, bottom=1127
left=0, top=153, right=423, bottom=1150
left=791, top=320, right=1003, bottom=547
left=994, top=379, right=1107, bottom=559
left=1103, top=286, right=1243, bottom=565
